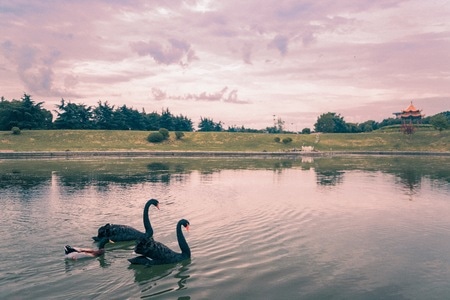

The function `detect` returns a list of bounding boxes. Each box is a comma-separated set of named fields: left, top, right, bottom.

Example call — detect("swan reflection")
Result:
left=129, top=260, right=191, bottom=298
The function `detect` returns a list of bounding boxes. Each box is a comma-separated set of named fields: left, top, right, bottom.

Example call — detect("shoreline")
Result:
left=1, top=150, right=449, bottom=160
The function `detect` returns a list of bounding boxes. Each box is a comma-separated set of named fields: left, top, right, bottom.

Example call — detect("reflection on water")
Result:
left=394, top=165, right=422, bottom=200
left=316, top=170, right=345, bottom=186
left=1, top=156, right=449, bottom=191
left=0, top=156, right=449, bottom=299
left=64, top=255, right=111, bottom=272
left=129, top=260, right=191, bottom=297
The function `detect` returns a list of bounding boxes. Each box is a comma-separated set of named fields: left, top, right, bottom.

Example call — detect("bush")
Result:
left=282, top=137, right=293, bottom=144
left=401, top=124, right=415, bottom=135
left=147, top=132, right=165, bottom=143
left=159, top=128, right=170, bottom=140
left=301, top=128, right=311, bottom=134
left=11, top=127, right=21, bottom=135
left=274, top=137, right=281, bottom=143
left=175, top=131, right=185, bottom=140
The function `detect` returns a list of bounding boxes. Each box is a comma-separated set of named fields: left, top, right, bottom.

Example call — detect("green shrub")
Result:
left=301, top=128, right=311, bottom=134
left=175, top=131, right=185, bottom=140
left=147, top=132, right=165, bottom=143
left=282, top=137, right=293, bottom=144
left=159, top=128, right=170, bottom=140
left=274, top=137, right=280, bottom=143
left=11, top=127, right=21, bottom=135
left=401, top=124, right=415, bottom=135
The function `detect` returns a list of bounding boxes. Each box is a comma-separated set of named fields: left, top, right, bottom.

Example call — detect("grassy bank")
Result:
left=0, top=129, right=449, bottom=152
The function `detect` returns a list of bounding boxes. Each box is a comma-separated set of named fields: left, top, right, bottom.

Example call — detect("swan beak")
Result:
left=156, top=204, right=160, bottom=210
left=185, top=225, right=190, bottom=232
left=109, top=240, right=115, bottom=244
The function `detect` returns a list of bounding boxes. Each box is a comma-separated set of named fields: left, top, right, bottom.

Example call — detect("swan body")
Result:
left=92, top=199, right=159, bottom=242
left=128, top=219, right=190, bottom=266
left=92, top=224, right=144, bottom=242
left=64, top=238, right=111, bottom=260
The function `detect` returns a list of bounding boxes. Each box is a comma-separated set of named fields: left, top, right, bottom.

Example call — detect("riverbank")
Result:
left=1, top=150, right=449, bottom=160
left=1, top=130, right=449, bottom=155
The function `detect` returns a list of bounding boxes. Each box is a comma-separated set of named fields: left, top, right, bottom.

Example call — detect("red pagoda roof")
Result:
left=403, top=102, right=420, bottom=113
left=400, top=101, right=423, bottom=119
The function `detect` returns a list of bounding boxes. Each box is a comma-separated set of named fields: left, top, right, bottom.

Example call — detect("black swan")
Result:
left=128, top=219, right=190, bottom=265
left=64, top=237, right=112, bottom=260
left=92, top=199, right=159, bottom=242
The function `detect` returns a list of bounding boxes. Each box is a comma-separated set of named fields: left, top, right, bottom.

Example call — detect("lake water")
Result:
left=1, top=155, right=450, bottom=299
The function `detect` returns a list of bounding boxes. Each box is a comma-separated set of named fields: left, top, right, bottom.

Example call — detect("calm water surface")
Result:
left=1, top=156, right=450, bottom=299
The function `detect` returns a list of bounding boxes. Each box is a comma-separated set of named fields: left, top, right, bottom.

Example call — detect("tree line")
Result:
left=313, top=111, right=449, bottom=133
left=1, top=94, right=448, bottom=133
left=0, top=94, right=194, bottom=131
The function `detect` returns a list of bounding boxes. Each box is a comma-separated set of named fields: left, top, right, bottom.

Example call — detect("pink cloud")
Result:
left=268, top=34, right=289, bottom=56
left=131, top=38, right=198, bottom=66
left=151, top=87, right=250, bottom=104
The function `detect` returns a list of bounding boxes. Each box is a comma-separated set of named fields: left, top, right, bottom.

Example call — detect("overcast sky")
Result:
left=1, top=0, right=449, bottom=130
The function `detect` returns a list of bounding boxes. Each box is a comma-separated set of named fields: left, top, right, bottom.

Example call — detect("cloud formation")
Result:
left=151, top=87, right=249, bottom=104
left=0, top=0, right=449, bottom=129
left=131, top=39, right=198, bottom=66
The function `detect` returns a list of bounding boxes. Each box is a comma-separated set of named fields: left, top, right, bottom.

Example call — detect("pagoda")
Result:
left=393, top=101, right=424, bottom=124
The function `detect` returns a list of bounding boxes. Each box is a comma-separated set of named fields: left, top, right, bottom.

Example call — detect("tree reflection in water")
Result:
left=315, top=170, right=345, bottom=186
left=0, top=156, right=449, bottom=192
left=393, top=165, right=422, bottom=201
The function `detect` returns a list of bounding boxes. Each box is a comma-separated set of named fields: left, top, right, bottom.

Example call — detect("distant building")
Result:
left=393, top=101, right=424, bottom=124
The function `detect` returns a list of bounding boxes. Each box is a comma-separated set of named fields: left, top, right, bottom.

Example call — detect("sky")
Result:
left=1, top=0, right=449, bottom=130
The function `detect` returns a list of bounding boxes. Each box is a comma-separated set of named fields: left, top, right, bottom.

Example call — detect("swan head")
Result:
left=97, top=223, right=112, bottom=238
left=180, top=219, right=190, bottom=232
left=148, top=198, right=160, bottom=210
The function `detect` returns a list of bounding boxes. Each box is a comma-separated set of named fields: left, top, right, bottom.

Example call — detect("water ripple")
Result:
left=1, top=160, right=450, bottom=299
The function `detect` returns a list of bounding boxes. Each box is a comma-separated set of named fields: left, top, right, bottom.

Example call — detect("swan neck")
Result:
left=98, top=238, right=109, bottom=249
left=177, top=221, right=190, bottom=257
left=143, top=201, right=153, bottom=237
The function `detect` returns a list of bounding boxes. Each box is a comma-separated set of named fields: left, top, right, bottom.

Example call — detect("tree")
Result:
left=92, top=101, right=115, bottom=129
left=0, top=97, right=22, bottom=130
left=227, top=125, right=260, bottom=132
left=144, top=111, right=161, bottom=131
left=198, top=117, right=223, bottom=131
left=113, top=105, right=146, bottom=130
left=378, top=117, right=401, bottom=128
left=333, top=114, right=348, bottom=133
left=160, top=108, right=175, bottom=131
left=314, top=112, right=349, bottom=133
left=54, top=99, right=93, bottom=129
left=173, top=114, right=193, bottom=131
left=19, top=94, right=53, bottom=129
left=366, top=120, right=379, bottom=131
left=358, top=120, right=379, bottom=132
left=346, top=122, right=359, bottom=133
left=276, top=117, right=285, bottom=133
left=0, top=94, right=52, bottom=130
left=265, top=117, right=286, bottom=133
left=430, top=113, right=449, bottom=132
left=315, top=113, right=334, bottom=133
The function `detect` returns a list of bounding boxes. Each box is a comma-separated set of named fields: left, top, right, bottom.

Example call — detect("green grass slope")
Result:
left=0, top=129, right=449, bottom=152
